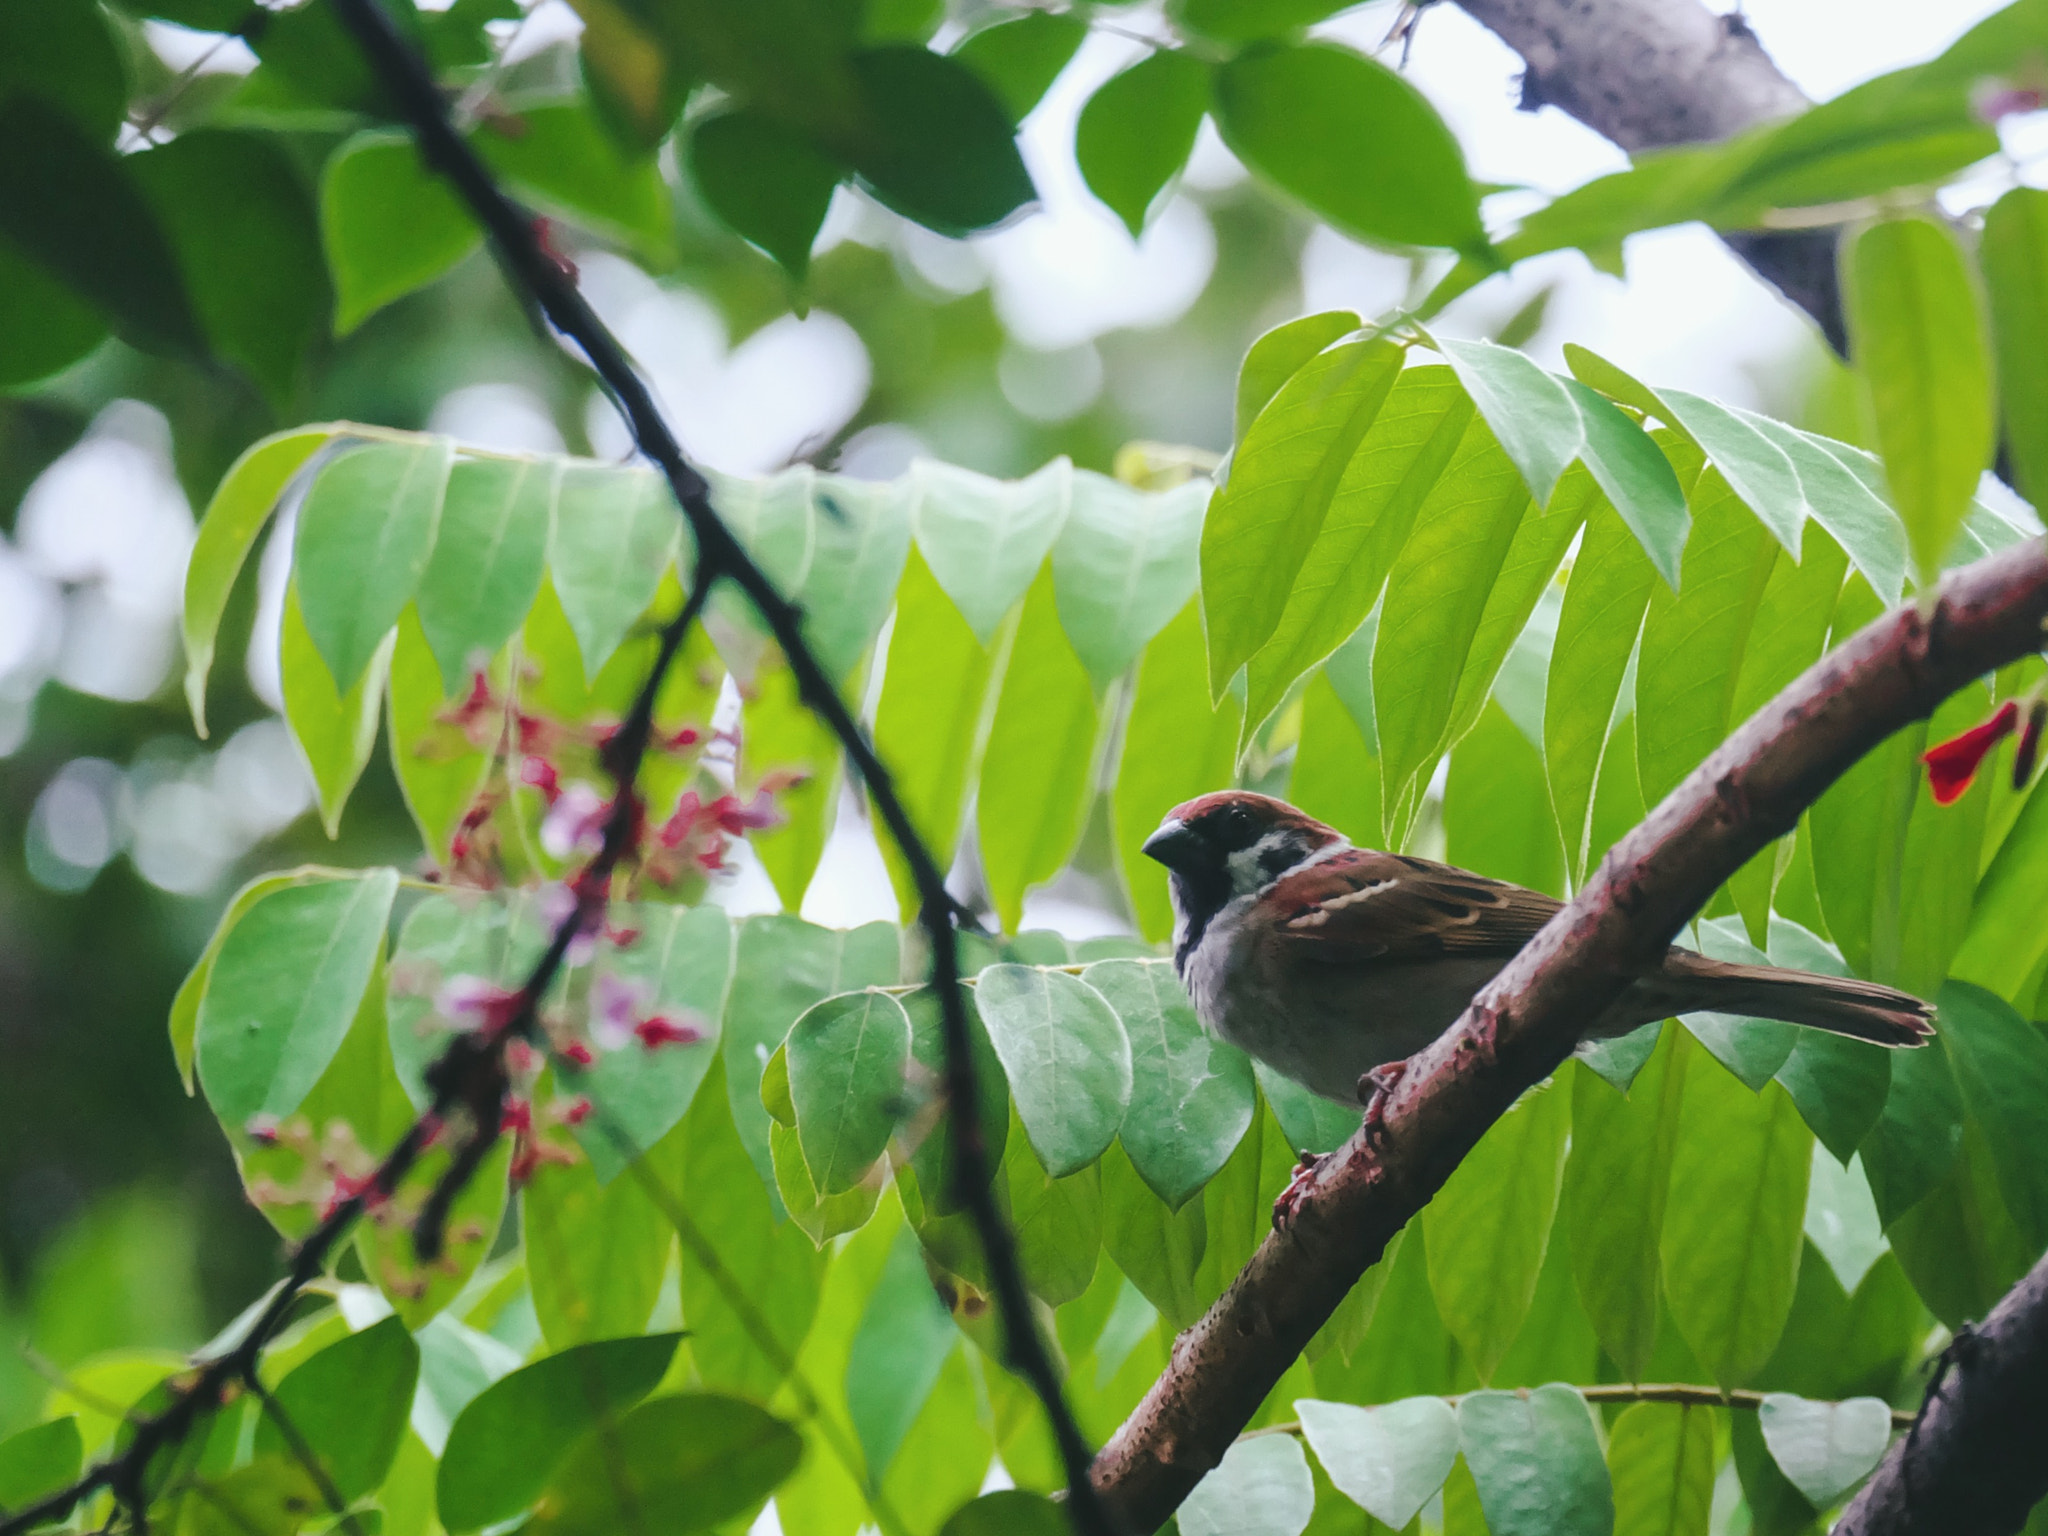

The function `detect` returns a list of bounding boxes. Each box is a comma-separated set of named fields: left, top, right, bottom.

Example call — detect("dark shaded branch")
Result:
left=1836, top=1248, right=2048, bottom=1536
left=320, top=6, right=1110, bottom=1533
left=1090, top=537, right=2048, bottom=1533
left=1449, top=0, right=1846, bottom=350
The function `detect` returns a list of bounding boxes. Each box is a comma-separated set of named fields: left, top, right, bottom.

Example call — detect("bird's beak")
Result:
left=1142, top=817, right=1199, bottom=870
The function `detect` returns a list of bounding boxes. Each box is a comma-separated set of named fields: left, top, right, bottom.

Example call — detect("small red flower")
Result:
left=500, top=1097, right=533, bottom=1136
left=508, top=1142, right=540, bottom=1187
left=506, top=1039, right=539, bottom=1076
left=563, top=1096, right=593, bottom=1126
left=1923, top=700, right=2019, bottom=805
left=2016, top=699, right=2047, bottom=789
left=519, top=755, right=562, bottom=806
left=560, top=1039, right=595, bottom=1068
left=634, top=1014, right=706, bottom=1050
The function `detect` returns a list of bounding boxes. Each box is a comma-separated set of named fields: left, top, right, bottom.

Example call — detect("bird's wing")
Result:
left=1264, top=848, right=1563, bottom=963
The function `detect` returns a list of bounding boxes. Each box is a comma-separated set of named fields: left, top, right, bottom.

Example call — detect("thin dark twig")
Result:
left=322, top=3, right=1112, bottom=1530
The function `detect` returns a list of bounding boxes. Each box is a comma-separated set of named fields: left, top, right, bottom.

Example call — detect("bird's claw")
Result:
left=1272, top=1150, right=1327, bottom=1230
left=1357, top=1059, right=1409, bottom=1146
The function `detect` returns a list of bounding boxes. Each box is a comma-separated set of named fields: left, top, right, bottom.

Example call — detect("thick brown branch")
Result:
left=1835, top=1248, right=2048, bottom=1536
left=1449, top=0, right=1846, bottom=350
left=1089, top=537, right=2048, bottom=1533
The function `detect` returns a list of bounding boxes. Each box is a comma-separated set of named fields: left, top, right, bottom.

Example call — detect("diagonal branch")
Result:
left=1447, top=0, right=1846, bottom=350
left=322, top=5, right=1111, bottom=1532
left=1088, top=536, right=2048, bottom=1533
left=1835, top=1246, right=2048, bottom=1536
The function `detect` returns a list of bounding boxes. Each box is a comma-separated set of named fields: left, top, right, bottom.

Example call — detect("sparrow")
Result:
left=1141, top=790, right=1934, bottom=1223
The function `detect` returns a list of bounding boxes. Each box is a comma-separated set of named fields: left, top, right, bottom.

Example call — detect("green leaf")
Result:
left=1088, top=959, right=1253, bottom=1209
left=1170, top=0, right=1354, bottom=43
left=1255, top=1061, right=1361, bottom=1158
left=1566, top=1028, right=1687, bottom=1382
left=1756, top=1394, right=1891, bottom=1509
left=296, top=436, right=454, bottom=693
left=1241, top=367, right=1473, bottom=733
left=549, top=462, right=679, bottom=681
left=385, top=609, right=491, bottom=865
left=1606, top=1402, right=1714, bottom=1536
left=688, top=109, right=843, bottom=282
left=574, top=903, right=732, bottom=1179
left=0, top=94, right=204, bottom=356
left=1457, top=1386, right=1613, bottom=1536
left=845, top=1219, right=959, bottom=1479
left=1844, top=214, right=1996, bottom=589
left=1544, top=503, right=1656, bottom=879
left=1422, top=1077, right=1569, bottom=1383
left=170, top=870, right=326, bottom=1094
left=1802, top=1149, right=1889, bottom=1295
left=723, top=916, right=901, bottom=1199
left=321, top=130, right=483, bottom=335
left=1953, top=776, right=2048, bottom=998
left=0, top=0, right=126, bottom=142
left=253, top=1315, right=419, bottom=1500
left=1662, top=1068, right=1811, bottom=1387
left=1640, top=387, right=1807, bottom=555
left=523, top=1145, right=671, bottom=1349
left=952, top=13, right=1086, bottom=124
left=416, top=455, right=555, bottom=692
left=476, top=100, right=675, bottom=265
left=1235, top=311, right=1360, bottom=441
left=674, top=1055, right=824, bottom=1398
left=1002, top=1104, right=1102, bottom=1305
left=0, top=241, right=103, bottom=389
left=1681, top=918, right=1798, bottom=1092
left=1434, top=338, right=1583, bottom=510
left=1295, top=1396, right=1457, bottom=1529
left=127, top=129, right=331, bottom=407
left=802, top=474, right=916, bottom=685
left=1635, top=466, right=1776, bottom=807
left=1562, top=380, right=1691, bottom=584
left=1445, top=699, right=1564, bottom=896
left=940, top=1490, right=1071, bottom=1536
left=1766, top=918, right=1892, bottom=1164
left=914, top=458, right=1072, bottom=646
left=1181, top=1434, right=1315, bottom=1536
left=1858, top=1029, right=1964, bottom=1228
left=787, top=989, right=913, bottom=1195
left=1290, top=654, right=1383, bottom=850
left=979, top=566, right=1100, bottom=932
left=1745, top=422, right=1906, bottom=606
left=1201, top=339, right=1406, bottom=692
left=874, top=546, right=1011, bottom=919
left=740, top=656, right=842, bottom=910
left=438, top=1334, right=679, bottom=1532
left=0, top=1417, right=82, bottom=1518
left=1938, top=979, right=2048, bottom=1251
left=902, top=983, right=1009, bottom=1214
left=1075, top=48, right=1211, bottom=237
left=527, top=1393, right=802, bottom=1536
left=177, top=1457, right=323, bottom=1536
left=183, top=427, right=334, bottom=736
left=975, top=964, right=1131, bottom=1178
left=837, top=46, right=1035, bottom=235
left=1981, top=186, right=2048, bottom=506
left=879, top=1341, right=996, bottom=1533
left=284, top=580, right=394, bottom=837
left=1049, top=472, right=1205, bottom=689
left=1213, top=42, right=1484, bottom=254
left=194, top=870, right=398, bottom=1129
left=1371, top=416, right=1533, bottom=818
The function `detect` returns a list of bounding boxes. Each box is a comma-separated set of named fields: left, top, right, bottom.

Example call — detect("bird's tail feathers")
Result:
left=1658, top=953, right=1935, bottom=1048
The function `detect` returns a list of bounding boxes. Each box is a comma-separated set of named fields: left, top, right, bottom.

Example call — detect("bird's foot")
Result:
left=1357, top=1060, right=1410, bottom=1146
left=1272, top=1150, right=1328, bottom=1230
